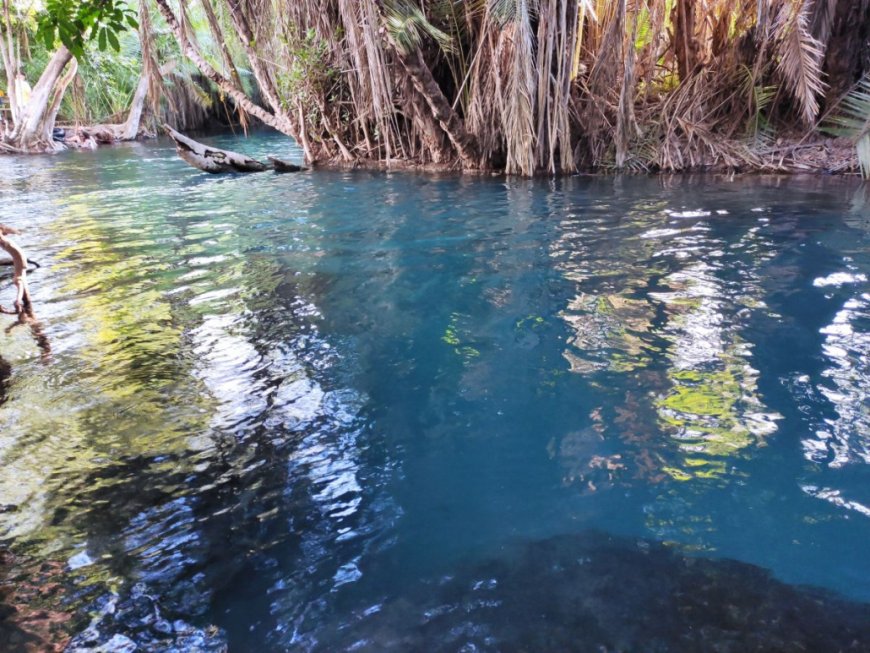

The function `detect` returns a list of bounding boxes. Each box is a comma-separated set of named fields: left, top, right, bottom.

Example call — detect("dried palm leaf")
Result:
left=503, top=0, right=537, bottom=175
left=773, top=2, right=826, bottom=125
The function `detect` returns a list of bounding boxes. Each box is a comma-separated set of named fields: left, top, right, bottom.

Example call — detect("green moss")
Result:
left=662, top=466, right=692, bottom=482
left=442, top=327, right=460, bottom=346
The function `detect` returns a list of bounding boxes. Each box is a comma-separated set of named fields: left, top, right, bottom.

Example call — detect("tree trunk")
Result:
left=119, top=70, right=150, bottom=141
left=391, top=44, right=479, bottom=168
left=822, top=0, right=870, bottom=107
left=672, top=0, right=700, bottom=81
left=6, top=47, right=74, bottom=151
left=165, top=125, right=269, bottom=173
left=153, top=0, right=298, bottom=141
left=223, top=0, right=286, bottom=123
left=40, top=56, right=78, bottom=141
left=200, top=0, right=248, bottom=132
left=0, top=0, right=19, bottom=124
left=397, top=73, right=450, bottom=164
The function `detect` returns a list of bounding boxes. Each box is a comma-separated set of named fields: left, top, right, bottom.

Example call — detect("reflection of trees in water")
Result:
left=650, top=250, right=781, bottom=482
left=554, top=194, right=782, bottom=490
left=0, top=303, right=53, bottom=545
left=0, top=550, right=72, bottom=653
left=0, top=181, right=382, bottom=650
left=4, top=306, right=51, bottom=361
left=0, top=198, right=215, bottom=545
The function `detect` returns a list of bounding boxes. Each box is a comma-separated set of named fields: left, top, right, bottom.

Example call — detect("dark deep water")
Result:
left=1, top=133, right=870, bottom=651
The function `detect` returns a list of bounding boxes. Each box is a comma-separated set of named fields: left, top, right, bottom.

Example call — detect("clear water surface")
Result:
left=1, top=132, right=870, bottom=651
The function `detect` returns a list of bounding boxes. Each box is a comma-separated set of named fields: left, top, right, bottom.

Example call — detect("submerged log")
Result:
left=164, top=125, right=269, bottom=173
left=267, top=156, right=307, bottom=173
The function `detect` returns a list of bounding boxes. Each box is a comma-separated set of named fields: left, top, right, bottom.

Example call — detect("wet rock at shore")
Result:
left=318, top=531, right=870, bottom=652
left=0, top=549, right=71, bottom=653
left=64, top=584, right=227, bottom=653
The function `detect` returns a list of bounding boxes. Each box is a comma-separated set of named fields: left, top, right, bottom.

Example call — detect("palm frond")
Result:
left=825, top=77, right=870, bottom=178
left=857, top=132, right=870, bottom=179
left=383, top=0, right=454, bottom=55
left=773, top=2, right=826, bottom=125
left=503, top=0, right=537, bottom=174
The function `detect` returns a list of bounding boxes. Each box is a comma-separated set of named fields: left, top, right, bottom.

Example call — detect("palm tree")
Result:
left=16, top=0, right=870, bottom=173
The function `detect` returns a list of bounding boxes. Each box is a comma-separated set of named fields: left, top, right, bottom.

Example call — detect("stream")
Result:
left=1, top=132, right=870, bottom=651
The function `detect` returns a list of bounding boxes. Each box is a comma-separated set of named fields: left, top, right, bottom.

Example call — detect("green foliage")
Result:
left=276, top=27, right=338, bottom=107
left=72, top=33, right=141, bottom=120
left=37, top=0, right=138, bottom=58
left=738, top=65, right=777, bottom=140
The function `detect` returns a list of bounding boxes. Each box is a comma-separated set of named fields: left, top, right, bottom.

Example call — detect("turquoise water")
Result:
left=1, top=132, right=870, bottom=650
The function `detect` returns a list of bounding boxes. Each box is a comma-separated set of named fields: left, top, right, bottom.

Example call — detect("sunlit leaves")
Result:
left=37, top=0, right=138, bottom=58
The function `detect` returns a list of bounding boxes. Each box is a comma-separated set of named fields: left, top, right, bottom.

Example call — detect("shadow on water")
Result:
left=320, top=530, right=870, bottom=653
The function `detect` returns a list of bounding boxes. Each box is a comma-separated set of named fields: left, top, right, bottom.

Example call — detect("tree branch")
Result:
left=153, top=0, right=298, bottom=141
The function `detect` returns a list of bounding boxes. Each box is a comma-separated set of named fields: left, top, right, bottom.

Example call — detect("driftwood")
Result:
left=165, top=125, right=269, bottom=173
left=0, top=225, right=30, bottom=314
left=267, top=156, right=307, bottom=173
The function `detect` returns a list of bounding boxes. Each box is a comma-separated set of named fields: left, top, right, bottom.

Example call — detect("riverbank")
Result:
left=310, top=134, right=861, bottom=176
left=5, top=125, right=860, bottom=179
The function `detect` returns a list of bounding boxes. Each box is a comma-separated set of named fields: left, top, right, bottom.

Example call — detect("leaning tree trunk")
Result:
left=391, top=44, right=479, bottom=169
left=153, top=0, right=299, bottom=142
left=120, top=70, right=150, bottom=141
left=396, top=73, right=450, bottom=164
left=41, top=56, right=78, bottom=140
left=0, top=0, right=19, bottom=124
left=5, top=46, right=75, bottom=152
left=200, top=0, right=248, bottom=131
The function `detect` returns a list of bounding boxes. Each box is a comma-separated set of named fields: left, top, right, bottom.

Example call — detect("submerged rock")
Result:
left=65, top=587, right=226, bottom=653
left=318, top=531, right=870, bottom=652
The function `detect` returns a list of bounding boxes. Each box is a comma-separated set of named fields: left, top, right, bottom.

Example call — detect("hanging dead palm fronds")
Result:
left=380, top=1, right=479, bottom=167
left=535, top=0, right=579, bottom=173
left=383, top=0, right=454, bottom=54
left=499, top=0, right=537, bottom=175
left=138, top=0, right=163, bottom=118
left=142, top=0, right=869, bottom=174
left=615, top=7, right=639, bottom=169
left=198, top=0, right=248, bottom=133
left=810, top=0, right=837, bottom=44
left=773, top=1, right=826, bottom=125
left=335, top=0, right=405, bottom=159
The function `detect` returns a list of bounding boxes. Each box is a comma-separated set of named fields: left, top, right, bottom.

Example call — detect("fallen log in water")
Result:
left=164, top=125, right=269, bottom=173
left=267, top=156, right=307, bottom=173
